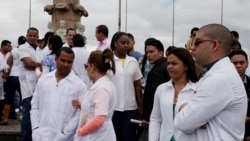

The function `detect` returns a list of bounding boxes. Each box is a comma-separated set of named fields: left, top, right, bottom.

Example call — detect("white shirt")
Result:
left=31, top=70, right=87, bottom=141
left=0, top=52, right=9, bottom=100
left=18, top=42, right=39, bottom=99
left=149, top=80, right=198, bottom=141
left=9, top=47, right=21, bottom=76
left=111, top=55, right=142, bottom=111
left=174, top=57, right=247, bottom=141
left=96, top=38, right=110, bottom=51
left=72, top=47, right=92, bottom=90
left=74, top=75, right=116, bottom=141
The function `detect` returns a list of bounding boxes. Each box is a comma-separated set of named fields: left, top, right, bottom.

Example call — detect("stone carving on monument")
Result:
left=44, top=0, right=88, bottom=39
left=56, top=20, right=67, bottom=42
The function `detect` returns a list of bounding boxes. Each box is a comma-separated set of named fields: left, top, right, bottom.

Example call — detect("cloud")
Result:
left=0, top=0, right=249, bottom=54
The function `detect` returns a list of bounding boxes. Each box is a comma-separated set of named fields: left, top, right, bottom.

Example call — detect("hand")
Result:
left=179, top=103, right=187, bottom=111
left=72, top=99, right=81, bottom=109
left=141, top=120, right=149, bottom=127
left=200, top=123, right=208, bottom=129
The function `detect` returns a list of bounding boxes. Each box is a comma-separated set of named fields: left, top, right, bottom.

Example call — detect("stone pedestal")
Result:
left=44, top=0, right=88, bottom=33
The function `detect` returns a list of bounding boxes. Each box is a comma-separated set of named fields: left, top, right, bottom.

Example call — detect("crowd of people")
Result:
left=0, top=23, right=249, bottom=141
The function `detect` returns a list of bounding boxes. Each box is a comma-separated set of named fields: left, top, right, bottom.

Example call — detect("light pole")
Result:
left=125, top=0, right=128, bottom=32
left=29, top=0, right=31, bottom=27
left=221, top=0, right=223, bottom=25
left=118, top=0, right=121, bottom=31
left=172, top=0, right=175, bottom=46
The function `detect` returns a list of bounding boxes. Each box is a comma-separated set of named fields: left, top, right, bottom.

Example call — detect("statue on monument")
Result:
left=75, top=22, right=85, bottom=36
left=47, top=21, right=54, bottom=32
left=44, top=0, right=88, bottom=30
left=56, top=20, right=67, bottom=42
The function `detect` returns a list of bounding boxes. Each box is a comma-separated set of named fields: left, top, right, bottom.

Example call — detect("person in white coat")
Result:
left=72, top=34, right=92, bottom=90
left=149, top=48, right=199, bottom=141
left=73, top=48, right=116, bottom=141
left=31, top=47, right=87, bottom=141
left=174, top=24, right=247, bottom=141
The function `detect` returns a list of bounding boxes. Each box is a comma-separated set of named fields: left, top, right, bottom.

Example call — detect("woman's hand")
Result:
left=72, top=99, right=81, bottom=109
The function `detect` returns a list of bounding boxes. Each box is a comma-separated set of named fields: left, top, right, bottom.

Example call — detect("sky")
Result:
left=0, top=0, right=250, bottom=53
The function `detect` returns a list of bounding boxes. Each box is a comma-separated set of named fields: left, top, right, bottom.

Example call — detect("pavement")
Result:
left=0, top=119, right=20, bottom=141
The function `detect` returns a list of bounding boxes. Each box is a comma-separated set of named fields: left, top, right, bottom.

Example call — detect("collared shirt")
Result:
left=74, top=75, right=116, bottom=141
left=31, top=70, right=87, bottom=141
left=175, top=57, right=247, bottom=141
left=18, top=42, right=39, bottom=99
left=111, top=55, right=142, bottom=111
left=72, top=47, right=92, bottom=90
left=96, top=38, right=110, bottom=51
left=149, top=80, right=197, bottom=141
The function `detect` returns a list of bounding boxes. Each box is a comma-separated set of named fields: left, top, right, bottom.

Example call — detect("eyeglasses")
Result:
left=193, top=39, right=215, bottom=46
left=84, top=64, right=89, bottom=69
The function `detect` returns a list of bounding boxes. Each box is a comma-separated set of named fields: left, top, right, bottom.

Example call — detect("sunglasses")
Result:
left=193, top=39, right=215, bottom=46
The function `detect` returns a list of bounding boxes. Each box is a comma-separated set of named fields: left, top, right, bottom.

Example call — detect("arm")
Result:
left=77, top=115, right=106, bottom=136
left=30, top=79, right=41, bottom=130
left=149, top=87, right=162, bottom=141
left=22, top=57, right=41, bottom=70
left=6, top=53, right=13, bottom=67
left=174, top=79, right=234, bottom=133
left=134, top=79, right=143, bottom=118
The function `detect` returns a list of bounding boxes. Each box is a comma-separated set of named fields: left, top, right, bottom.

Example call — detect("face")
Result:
left=191, top=31, right=215, bottom=67
left=230, top=54, right=248, bottom=78
left=127, top=38, right=135, bottom=50
left=2, top=43, right=12, bottom=53
left=66, top=30, right=76, bottom=45
left=114, top=35, right=130, bottom=55
left=85, top=63, right=94, bottom=81
left=55, top=51, right=74, bottom=77
left=95, top=28, right=101, bottom=41
left=146, top=45, right=163, bottom=64
left=26, top=29, right=39, bottom=45
left=167, top=54, right=187, bottom=81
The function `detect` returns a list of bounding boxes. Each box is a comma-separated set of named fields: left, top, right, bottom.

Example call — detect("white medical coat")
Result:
left=149, top=80, right=198, bottom=141
left=31, top=70, right=87, bottom=141
left=74, top=75, right=116, bottom=141
left=175, top=57, right=247, bottom=141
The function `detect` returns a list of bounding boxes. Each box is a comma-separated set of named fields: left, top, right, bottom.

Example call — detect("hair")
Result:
left=231, top=31, right=239, bottom=39
left=96, top=25, right=109, bottom=37
left=190, top=27, right=199, bottom=36
left=145, top=38, right=164, bottom=52
left=231, top=40, right=242, bottom=50
left=167, top=48, right=198, bottom=82
left=72, top=34, right=85, bottom=47
left=27, top=27, right=39, bottom=34
left=48, top=35, right=63, bottom=54
left=127, top=33, right=134, bottom=41
left=56, top=47, right=75, bottom=58
left=228, top=49, right=248, bottom=61
left=18, top=36, right=26, bottom=45
left=88, top=48, right=115, bottom=74
left=110, top=31, right=128, bottom=51
left=43, top=31, right=55, bottom=48
left=166, top=46, right=176, bottom=56
left=1, top=40, right=11, bottom=47
left=140, top=37, right=156, bottom=74
left=199, top=23, right=233, bottom=55
left=66, top=28, right=76, bottom=35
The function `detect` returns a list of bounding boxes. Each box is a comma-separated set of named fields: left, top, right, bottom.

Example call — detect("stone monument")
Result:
left=44, top=0, right=88, bottom=36
left=56, top=20, right=67, bottom=42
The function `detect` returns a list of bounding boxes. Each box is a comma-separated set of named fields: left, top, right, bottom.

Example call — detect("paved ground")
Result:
left=0, top=119, right=20, bottom=141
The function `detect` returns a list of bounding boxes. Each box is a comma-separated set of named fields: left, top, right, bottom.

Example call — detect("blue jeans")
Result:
left=112, top=110, right=138, bottom=141
left=19, top=96, right=32, bottom=141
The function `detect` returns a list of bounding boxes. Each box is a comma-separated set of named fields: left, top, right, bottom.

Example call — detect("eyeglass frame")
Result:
left=193, top=39, right=216, bottom=46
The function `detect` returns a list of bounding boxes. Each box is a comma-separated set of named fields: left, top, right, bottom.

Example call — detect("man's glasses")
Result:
left=193, top=39, right=215, bottom=46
